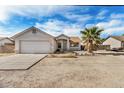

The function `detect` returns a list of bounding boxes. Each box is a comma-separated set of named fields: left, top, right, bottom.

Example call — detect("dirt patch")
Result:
left=0, top=55, right=124, bottom=87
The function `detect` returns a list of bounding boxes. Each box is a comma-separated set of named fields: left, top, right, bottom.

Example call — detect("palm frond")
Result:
left=81, top=26, right=104, bottom=52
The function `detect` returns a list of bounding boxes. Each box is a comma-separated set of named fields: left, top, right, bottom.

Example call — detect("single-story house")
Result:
left=0, top=37, right=14, bottom=46
left=103, top=36, right=124, bottom=49
left=0, top=37, right=14, bottom=53
left=12, top=26, right=81, bottom=54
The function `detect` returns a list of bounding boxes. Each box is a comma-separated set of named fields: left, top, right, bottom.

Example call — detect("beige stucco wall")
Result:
left=0, top=39, right=13, bottom=46
left=15, top=29, right=57, bottom=53
left=103, top=37, right=122, bottom=49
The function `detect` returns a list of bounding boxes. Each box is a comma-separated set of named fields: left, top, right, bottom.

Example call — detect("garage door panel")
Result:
left=20, top=40, right=51, bottom=53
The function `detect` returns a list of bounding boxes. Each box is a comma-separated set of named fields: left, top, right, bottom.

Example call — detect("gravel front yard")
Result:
left=0, top=55, right=124, bottom=88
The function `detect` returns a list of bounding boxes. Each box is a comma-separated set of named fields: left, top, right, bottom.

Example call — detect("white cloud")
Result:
left=35, top=19, right=66, bottom=36
left=63, top=26, right=81, bottom=36
left=85, top=24, right=95, bottom=28
left=103, top=27, right=124, bottom=36
left=64, top=13, right=92, bottom=22
left=0, top=5, right=85, bottom=37
left=98, top=10, right=108, bottom=16
left=10, top=6, right=61, bottom=17
left=110, top=13, right=124, bottom=19
left=0, top=6, right=11, bottom=23
left=96, top=10, right=108, bottom=20
left=35, top=19, right=81, bottom=36
left=0, top=6, right=74, bottom=23
left=1, top=6, right=124, bottom=38
left=96, top=19, right=124, bottom=37
left=34, top=16, right=124, bottom=38
left=96, top=19, right=122, bottom=28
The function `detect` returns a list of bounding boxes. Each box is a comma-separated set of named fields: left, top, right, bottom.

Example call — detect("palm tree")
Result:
left=81, top=26, right=104, bottom=54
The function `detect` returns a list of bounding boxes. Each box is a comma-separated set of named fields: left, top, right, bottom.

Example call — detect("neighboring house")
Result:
left=103, top=36, right=124, bottom=49
left=0, top=37, right=14, bottom=53
left=0, top=37, right=14, bottom=46
left=12, top=26, right=81, bottom=54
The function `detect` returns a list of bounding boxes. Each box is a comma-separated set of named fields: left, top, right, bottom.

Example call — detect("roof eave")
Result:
left=11, top=26, right=55, bottom=39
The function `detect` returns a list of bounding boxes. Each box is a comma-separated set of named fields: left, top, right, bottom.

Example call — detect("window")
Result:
left=58, top=43, right=61, bottom=48
left=70, top=42, right=79, bottom=47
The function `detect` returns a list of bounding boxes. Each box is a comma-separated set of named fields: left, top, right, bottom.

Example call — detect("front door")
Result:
left=58, top=42, right=62, bottom=49
left=63, top=40, right=67, bottom=51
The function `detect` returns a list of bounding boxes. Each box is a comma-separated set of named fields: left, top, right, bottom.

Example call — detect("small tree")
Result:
left=81, top=26, right=104, bottom=54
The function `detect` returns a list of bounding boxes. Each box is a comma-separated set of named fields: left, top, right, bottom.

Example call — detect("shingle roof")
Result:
left=70, top=37, right=81, bottom=43
left=111, top=36, right=124, bottom=42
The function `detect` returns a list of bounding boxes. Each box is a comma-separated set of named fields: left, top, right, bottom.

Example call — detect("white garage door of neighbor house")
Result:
left=20, top=40, right=51, bottom=54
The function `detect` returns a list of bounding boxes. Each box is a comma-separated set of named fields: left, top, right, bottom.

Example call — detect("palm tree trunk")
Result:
left=87, top=42, right=93, bottom=53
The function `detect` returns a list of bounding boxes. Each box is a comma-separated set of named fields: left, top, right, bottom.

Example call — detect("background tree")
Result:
left=81, top=26, right=104, bottom=54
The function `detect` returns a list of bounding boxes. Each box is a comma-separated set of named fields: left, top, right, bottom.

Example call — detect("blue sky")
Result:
left=0, top=5, right=124, bottom=38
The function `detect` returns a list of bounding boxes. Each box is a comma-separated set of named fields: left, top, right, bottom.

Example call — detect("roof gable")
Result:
left=12, top=26, right=54, bottom=39
left=56, top=34, right=70, bottom=39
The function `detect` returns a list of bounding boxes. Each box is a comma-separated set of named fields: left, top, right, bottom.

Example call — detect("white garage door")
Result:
left=20, top=40, right=51, bottom=54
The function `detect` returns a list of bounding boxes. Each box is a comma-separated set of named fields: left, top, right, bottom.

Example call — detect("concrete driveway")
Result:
left=0, top=54, right=47, bottom=70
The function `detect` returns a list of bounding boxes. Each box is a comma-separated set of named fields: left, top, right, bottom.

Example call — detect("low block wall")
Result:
left=69, top=47, right=80, bottom=51
left=97, top=45, right=110, bottom=50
